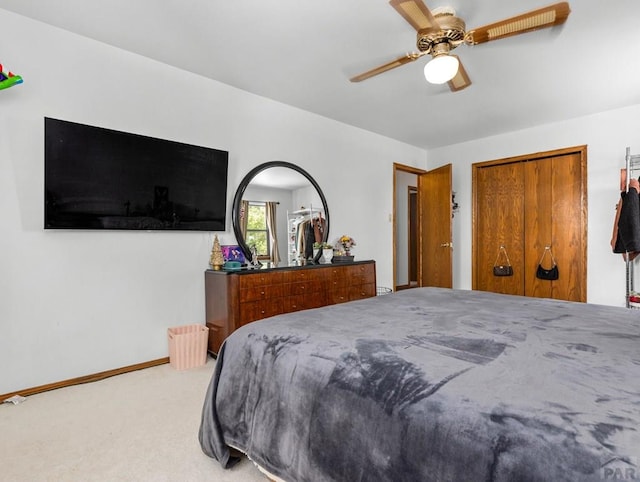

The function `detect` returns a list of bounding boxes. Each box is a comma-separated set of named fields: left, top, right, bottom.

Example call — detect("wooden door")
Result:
left=474, top=162, right=525, bottom=295
left=524, top=158, right=553, bottom=299
left=419, top=164, right=452, bottom=288
left=524, top=153, right=585, bottom=301
left=549, top=152, right=586, bottom=301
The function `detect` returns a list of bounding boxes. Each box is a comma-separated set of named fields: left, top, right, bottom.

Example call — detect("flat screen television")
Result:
left=45, top=117, right=228, bottom=231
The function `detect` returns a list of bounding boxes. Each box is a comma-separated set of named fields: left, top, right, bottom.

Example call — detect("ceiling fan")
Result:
left=350, top=1, right=570, bottom=91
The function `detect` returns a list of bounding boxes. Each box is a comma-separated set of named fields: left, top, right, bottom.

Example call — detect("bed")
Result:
left=199, top=287, right=640, bottom=481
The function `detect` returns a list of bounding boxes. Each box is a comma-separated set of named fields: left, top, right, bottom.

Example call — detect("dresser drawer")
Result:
left=346, top=263, right=376, bottom=284
left=283, top=295, right=305, bottom=313
left=328, top=265, right=347, bottom=277
left=287, top=280, right=323, bottom=296
left=239, top=271, right=285, bottom=289
left=327, top=266, right=350, bottom=288
left=328, top=291, right=351, bottom=305
left=349, top=282, right=376, bottom=301
left=286, top=269, right=325, bottom=283
left=205, top=322, right=225, bottom=356
left=327, top=277, right=348, bottom=290
left=283, top=293, right=328, bottom=313
left=240, top=298, right=283, bottom=324
left=240, top=284, right=284, bottom=302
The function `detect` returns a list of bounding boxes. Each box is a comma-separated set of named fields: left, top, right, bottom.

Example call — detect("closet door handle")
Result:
left=440, top=242, right=452, bottom=248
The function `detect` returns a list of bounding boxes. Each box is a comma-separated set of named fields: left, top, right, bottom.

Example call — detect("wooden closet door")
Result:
left=552, top=152, right=586, bottom=301
left=474, top=147, right=587, bottom=303
left=524, top=158, right=553, bottom=299
left=524, top=153, right=585, bottom=301
left=474, top=162, right=525, bottom=295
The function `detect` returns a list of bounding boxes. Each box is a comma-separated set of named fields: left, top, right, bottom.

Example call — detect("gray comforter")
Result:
left=199, top=288, right=640, bottom=481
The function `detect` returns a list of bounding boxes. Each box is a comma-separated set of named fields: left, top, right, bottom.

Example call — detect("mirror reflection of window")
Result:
left=245, top=202, right=270, bottom=257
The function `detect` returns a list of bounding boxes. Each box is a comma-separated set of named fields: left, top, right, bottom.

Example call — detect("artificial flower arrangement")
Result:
left=337, top=235, right=356, bottom=255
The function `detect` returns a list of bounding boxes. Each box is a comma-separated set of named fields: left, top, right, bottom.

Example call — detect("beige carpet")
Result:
left=0, top=357, right=266, bottom=482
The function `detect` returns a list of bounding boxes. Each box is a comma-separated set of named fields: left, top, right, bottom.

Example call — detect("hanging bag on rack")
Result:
left=536, top=246, right=559, bottom=280
left=493, top=246, right=513, bottom=277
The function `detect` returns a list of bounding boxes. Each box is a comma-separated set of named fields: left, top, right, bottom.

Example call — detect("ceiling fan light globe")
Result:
left=424, top=55, right=459, bottom=84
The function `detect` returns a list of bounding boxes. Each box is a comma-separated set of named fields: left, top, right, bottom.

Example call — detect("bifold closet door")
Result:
left=524, top=153, right=585, bottom=301
left=524, top=158, right=553, bottom=299
left=474, top=162, right=525, bottom=295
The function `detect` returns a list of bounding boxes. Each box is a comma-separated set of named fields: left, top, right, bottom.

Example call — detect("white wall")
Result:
left=427, top=103, right=640, bottom=307
left=0, top=9, right=425, bottom=394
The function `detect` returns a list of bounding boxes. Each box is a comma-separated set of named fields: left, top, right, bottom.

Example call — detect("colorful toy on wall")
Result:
left=0, top=63, right=23, bottom=90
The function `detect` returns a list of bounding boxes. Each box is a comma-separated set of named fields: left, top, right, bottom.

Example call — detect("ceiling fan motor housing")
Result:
left=416, top=11, right=466, bottom=55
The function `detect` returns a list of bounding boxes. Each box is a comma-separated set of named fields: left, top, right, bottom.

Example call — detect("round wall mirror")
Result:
left=232, top=161, right=330, bottom=266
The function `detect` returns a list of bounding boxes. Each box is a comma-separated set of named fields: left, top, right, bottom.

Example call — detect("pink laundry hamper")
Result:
left=167, top=324, right=209, bottom=370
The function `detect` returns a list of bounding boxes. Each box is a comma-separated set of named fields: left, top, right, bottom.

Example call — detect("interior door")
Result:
left=419, top=164, right=452, bottom=288
left=474, top=162, right=525, bottom=295
left=524, top=152, right=585, bottom=301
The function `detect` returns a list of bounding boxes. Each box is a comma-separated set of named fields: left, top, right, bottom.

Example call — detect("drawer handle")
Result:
left=260, top=291, right=265, bottom=295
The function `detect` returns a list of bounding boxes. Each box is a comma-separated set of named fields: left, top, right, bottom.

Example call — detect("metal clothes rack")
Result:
left=624, top=147, right=640, bottom=308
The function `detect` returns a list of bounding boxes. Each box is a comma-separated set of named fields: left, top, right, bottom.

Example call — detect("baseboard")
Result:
left=0, top=357, right=170, bottom=403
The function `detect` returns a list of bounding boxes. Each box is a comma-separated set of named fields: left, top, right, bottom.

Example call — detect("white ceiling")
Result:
left=251, top=167, right=310, bottom=190
left=2, top=0, right=640, bottom=149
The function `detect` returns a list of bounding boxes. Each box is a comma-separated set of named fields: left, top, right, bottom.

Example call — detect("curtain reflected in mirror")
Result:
left=265, top=202, right=280, bottom=264
left=240, top=200, right=249, bottom=239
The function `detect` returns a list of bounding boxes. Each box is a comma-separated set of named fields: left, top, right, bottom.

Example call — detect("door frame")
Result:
left=408, top=186, right=418, bottom=286
left=393, top=163, right=427, bottom=291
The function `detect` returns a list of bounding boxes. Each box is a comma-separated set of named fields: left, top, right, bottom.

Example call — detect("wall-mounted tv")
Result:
left=45, top=118, right=228, bottom=231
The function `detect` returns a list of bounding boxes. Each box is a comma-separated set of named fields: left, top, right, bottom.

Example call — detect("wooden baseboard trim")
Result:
left=0, top=357, right=170, bottom=403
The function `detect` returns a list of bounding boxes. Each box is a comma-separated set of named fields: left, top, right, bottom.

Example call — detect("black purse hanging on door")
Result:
left=493, top=245, right=513, bottom=277
left=536, top=246, right=559, bottom=280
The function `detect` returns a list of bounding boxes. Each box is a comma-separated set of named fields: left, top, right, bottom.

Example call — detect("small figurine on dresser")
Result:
left=248, top=244, right=262, bottom=268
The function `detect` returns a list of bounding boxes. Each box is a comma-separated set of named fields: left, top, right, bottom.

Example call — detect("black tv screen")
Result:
left=45, top=118, right=228, bottom=231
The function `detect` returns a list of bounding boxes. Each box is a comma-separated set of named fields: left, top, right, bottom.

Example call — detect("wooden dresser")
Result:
left=204, top=260, right=376, bottom=354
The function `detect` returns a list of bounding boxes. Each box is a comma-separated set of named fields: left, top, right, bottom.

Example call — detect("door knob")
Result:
left=440, top=242, right=452, bottom=248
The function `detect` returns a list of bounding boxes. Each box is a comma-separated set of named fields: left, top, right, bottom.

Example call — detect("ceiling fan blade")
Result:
left=389, top=0, right=439, bottom=33
left=447, top=56, right=471, bottom=92
left=350, top=52, right=425, bottom=82
left=466, top=2, right=570, bottom=45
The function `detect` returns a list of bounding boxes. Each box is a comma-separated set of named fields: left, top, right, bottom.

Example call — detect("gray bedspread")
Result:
left=199, top=288, right=640, bottom=481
